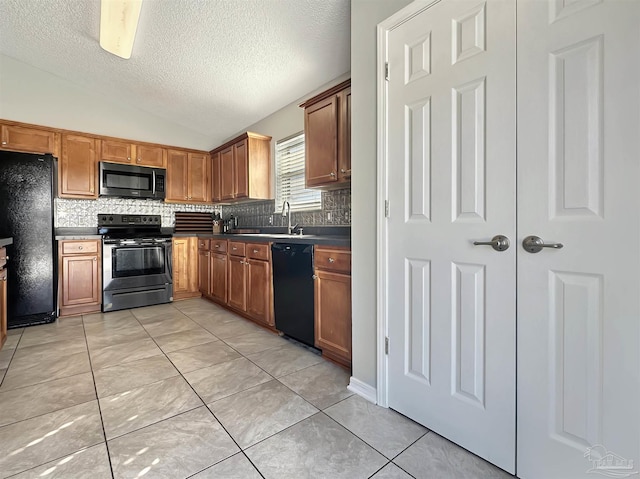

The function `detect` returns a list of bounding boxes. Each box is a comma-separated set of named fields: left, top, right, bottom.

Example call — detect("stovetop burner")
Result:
left=98, top=214, right=167, bottom=239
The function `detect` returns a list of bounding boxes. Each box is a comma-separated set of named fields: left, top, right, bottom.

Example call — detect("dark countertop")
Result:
left=0, top=237, right=13, bottom=248
left=55, top=228, right=351, bottom=247
left=55, top=228, right=100, bottom=240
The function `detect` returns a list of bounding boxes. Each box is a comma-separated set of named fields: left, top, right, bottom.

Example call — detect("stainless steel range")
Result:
left=98, top=214, right=172, bottom=312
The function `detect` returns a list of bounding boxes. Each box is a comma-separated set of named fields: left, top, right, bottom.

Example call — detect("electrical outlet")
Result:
left=327, top=212, right=332, bottom=221
left=269, top=215, right=273, bottom=225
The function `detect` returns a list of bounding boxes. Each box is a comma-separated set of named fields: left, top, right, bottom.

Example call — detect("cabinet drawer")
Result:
left=198, top=239, right=210, bottom=250
left=247, top=243, right=269, bottom=261
left=314, top=247, right=351, bottom=273
left=0, top=247, right=5, bottom=269
left=229, top=241, right=246, bottom=257
left=61, top=240, right=99, bottom=255
left=210, top=239, right=227, bottom=253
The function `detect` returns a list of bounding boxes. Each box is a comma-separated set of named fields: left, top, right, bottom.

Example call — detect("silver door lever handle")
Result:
left=473, top=235, right=510, bottom=252
left=522, top=235, right=564, bottom=253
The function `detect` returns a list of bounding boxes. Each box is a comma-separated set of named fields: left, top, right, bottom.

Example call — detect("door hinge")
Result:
left=385, top=337, right=389, bottom=355
left=385, top=62, right=389, bottom=81
left=385, top=200, right=390, bottom=218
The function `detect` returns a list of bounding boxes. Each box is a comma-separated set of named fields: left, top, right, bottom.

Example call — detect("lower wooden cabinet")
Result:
left=0, top=247, right=8, bottom=350
left=228, top=254, right=247, bottom=311
left=247, top=258, right=273, bottom=326
left=59, top=240, right=101, bottom=317
left=197, top=238, right=273, bottom=328
left=198, top=249, right=211, bottom=296
left=210, top=252, right=228, bottom=303
left=314, top=246, right=352, bottom=367
left=172, top=237, right=200, bottom=300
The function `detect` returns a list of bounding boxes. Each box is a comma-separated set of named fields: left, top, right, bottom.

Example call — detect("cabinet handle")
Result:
left=1, top=141, right=7, bottom=145
left=330, top=172, right=336, bottom=177
left=90, top=188, right=94, bottom=193
left=312, top=274, right=318, bottom=280
left=4, top=255, right=8, bottom=260
left=340, top=168, right=346, bottom=173
left=253, top=249, right=258, bottom=253
left=137, top=158, right=141, bottom=163
left=127, top=157, right=131, bottom=161
left=93, top=257, right=97, bottom=261
left=215, top=244, right=220, bottom=248
left=79, top=246, right=83, bottom=250
left=232, top=247, right=237, bottom=250
left=328, top=257, right=335, bottom=263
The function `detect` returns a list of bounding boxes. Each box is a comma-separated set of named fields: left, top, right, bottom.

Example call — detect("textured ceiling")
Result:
left=0, top=0, right=350, bottom=148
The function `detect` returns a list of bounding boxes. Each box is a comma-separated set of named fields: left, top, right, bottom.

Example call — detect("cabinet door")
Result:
left=314, top=269, right=351, bottom=365
left=61, top=255, right=100, bottom=307
left=136, top=145, right=165, bottom=168
left=211, top=152, right=222, bottom=202
left=210, top=253, right=228, bottom=303
left=220, top=146, right=235, bottom=200
left=234, top=139, right=248, bottom=199
left=228, top=255, right=247, bottom=311
left=338, top=87, right=351, bottom=181
left=166, top=150, right=189, bottom=201
left=0, top=268, right=7, bottom=350
left=305, top=96, right=338, bottom=187
left=247, top=259, right=272, bottom=325
left=198, top=250, right=210, bottom=295
left=101, top=140, right=132, bottom=164
left=1, top=124, right=58, bottom=155
left=188, top=153, right=210, bottom=202
left=172, top=237, right=198, bottom=298
left=60, top=134, right=98, bottom=199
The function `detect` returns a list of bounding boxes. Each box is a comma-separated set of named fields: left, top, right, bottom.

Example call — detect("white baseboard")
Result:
left=347, top=377, right=377, bottom=404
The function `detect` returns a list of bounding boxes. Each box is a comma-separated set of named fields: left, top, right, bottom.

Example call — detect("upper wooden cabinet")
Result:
left=301, top=80, right=351, bottom=188
left=209, top=132, right=272, bottom=203
left=0, top=123, right=59, bottom=157
left=211, top=151, right=222, bottom=202
left=59, top=134, right=98, bottom=199
left=166, top=150, right=211, bottom=203
left=101, top=140, right=166, bottom=168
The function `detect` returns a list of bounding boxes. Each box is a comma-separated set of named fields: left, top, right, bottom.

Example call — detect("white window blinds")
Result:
left=275, top=132, right=321, bottom=212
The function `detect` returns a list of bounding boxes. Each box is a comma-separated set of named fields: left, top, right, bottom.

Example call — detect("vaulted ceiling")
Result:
left=0, top=0, right=350, bottom=148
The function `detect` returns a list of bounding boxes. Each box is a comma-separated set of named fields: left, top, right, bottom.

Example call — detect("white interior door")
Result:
left=517, top=1, right=640, bottom=478
left=385, top=0, right=516, bottom=472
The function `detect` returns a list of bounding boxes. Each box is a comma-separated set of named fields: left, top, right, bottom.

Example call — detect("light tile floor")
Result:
left=0, top=299, right=514, bottom=479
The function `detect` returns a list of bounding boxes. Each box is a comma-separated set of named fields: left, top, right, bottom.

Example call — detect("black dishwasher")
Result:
left=271, top=243, right=315, bottom=347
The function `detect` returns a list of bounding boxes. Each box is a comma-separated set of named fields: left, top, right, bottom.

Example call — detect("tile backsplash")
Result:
left=55, top=188, right=350, bottom=229
left=223, top=188, right=351, bottom=228
left=55, top=197, right=222, bottom=228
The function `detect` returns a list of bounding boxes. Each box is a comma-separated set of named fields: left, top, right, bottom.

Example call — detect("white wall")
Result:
left=0, top=54, right=212, bottom=150
left=351, top=0, right=412, bottom=389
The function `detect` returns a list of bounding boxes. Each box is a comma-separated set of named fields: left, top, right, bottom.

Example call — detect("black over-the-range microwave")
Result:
left=99, top=162, right=166, bottom=200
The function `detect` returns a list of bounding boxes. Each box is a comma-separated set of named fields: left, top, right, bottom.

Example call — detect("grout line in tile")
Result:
left=81, top=315, right=117, bottom=479
left=366, top=460, right=393, bottom=479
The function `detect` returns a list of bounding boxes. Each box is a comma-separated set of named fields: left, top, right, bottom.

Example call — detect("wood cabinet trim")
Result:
left=209, top=131, right=272, bottom=155
left=299, top=79, right=351, bottom=109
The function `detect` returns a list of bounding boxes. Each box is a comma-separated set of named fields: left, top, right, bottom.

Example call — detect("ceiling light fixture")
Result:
left=99, top=0, right=143, bottom=60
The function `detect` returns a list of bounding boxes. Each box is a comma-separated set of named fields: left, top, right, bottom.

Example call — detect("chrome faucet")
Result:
left=282, top=200, right=292, bottom=235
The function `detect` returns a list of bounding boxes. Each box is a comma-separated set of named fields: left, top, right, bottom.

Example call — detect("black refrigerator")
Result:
left=0, top=150, right=57, bottom=327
